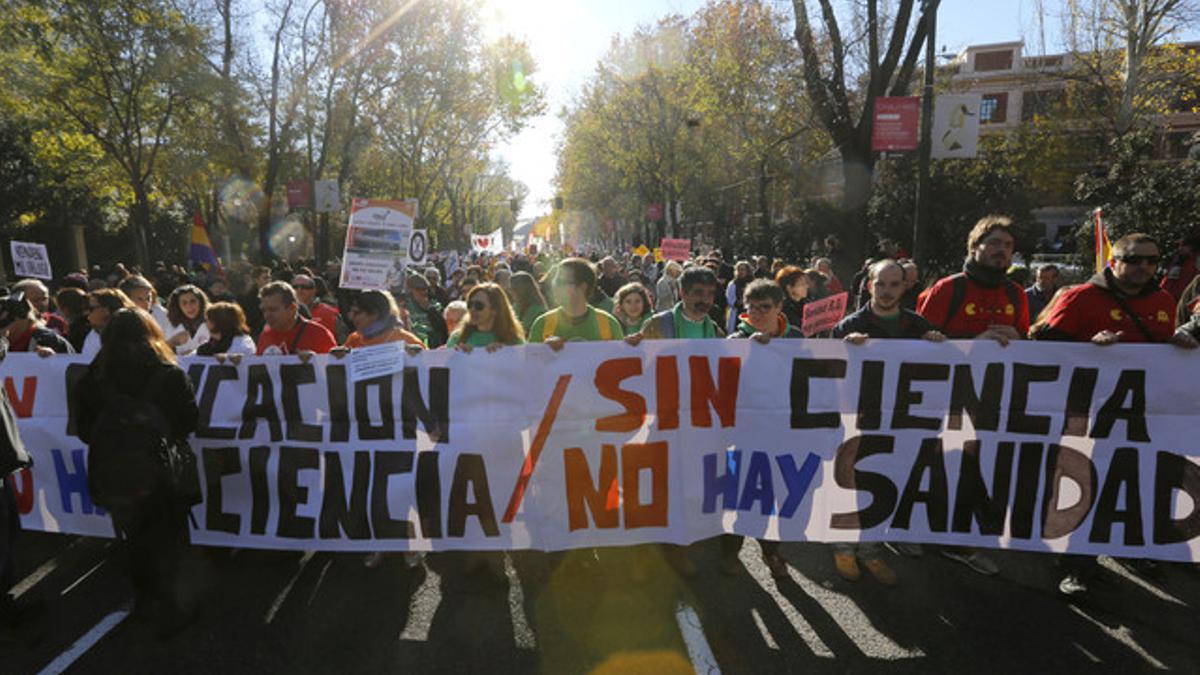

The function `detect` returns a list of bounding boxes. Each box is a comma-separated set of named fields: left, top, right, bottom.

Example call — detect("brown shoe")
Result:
left=863, top=558, right=898, bottom=586
left=834, top=552, right=860, bottom=582
left=764, top=552, right=789, bottom=579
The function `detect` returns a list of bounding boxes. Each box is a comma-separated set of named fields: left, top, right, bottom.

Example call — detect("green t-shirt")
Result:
left=622, top=314, right=650, bottom=335
left=528, top=306, right=624, bottom=342
left=677, top=313, right=710, bottom=339
left=876, top=312, right=903, bottom=338
left=446, top=329, right=525, bottom=347
left=520, top=304, right=546, bottom=334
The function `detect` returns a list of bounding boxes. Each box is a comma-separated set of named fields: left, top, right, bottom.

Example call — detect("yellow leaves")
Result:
left=18, top=211, right=43, bottom=227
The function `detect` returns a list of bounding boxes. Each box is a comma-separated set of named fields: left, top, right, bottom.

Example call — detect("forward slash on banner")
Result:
left=502, top=375, right=572, bottom=523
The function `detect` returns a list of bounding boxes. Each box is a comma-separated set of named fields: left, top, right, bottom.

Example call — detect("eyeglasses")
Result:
left=469, top=300, right=489, bottom=312
left=747, top=302, right=777, bottom=313
left=1116, top=254, right=1160, bottom=266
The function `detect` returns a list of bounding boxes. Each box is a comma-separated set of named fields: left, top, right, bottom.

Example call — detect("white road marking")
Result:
left=784, top=564, right=925, bottom=660
left=751, top=608, right=779, bottom=650
left=264, top=551, right=315, bottom=624
left=13, top=538, right=91, bottom=599
left=59, top=559, right=107, bottom=597
left=399, top=562, right=442, bottom=642
left=1069, top=604, right=1167, bottom=670
left=503, top=553, right=537, bottom=650
left=739, top=542, right=834, bottom=657
left=1098, top=556, right=1188, bottom=607
left=1072, top=641, right=1102, bottom=663
left=676, top=602, right=721, bottom=675
left=306, top=559, right=333, bottom=606
left=36, top=608, right=130, bottom=675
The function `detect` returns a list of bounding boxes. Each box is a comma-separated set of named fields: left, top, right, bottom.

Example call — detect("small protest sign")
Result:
left=800, top=291, right=848, bottom=336
left=10, top=241, right=52, bottom=280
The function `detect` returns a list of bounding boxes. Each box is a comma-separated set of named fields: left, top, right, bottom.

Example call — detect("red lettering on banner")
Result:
left=655, top=356, right=680, bottom=430
left=10, top=468, right=33, bottom=515
left=3, top=377, right=37, bottom=418
left=622, top=442, right=668, bottom=529
left=689, top=357, right=741, bottom=428
left=565, top=445, right=619, bottom=530
left=594, top=358, right=646, bottom=432
left=564, top=441, right=671, bottom=531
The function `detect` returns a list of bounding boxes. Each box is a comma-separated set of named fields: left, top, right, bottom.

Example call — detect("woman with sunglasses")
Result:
left=81, top=288, right=136, bottom=358
left=445, top=283, right=525, bottom=352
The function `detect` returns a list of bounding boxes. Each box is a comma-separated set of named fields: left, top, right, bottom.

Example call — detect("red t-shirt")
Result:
left=918, top=275, right=1030, bottom=338
left=1042, top=283, right=1176, bottom=343
left=309, top=302, right=341, bottom=337
left=256, top=317, right=337, bottom=355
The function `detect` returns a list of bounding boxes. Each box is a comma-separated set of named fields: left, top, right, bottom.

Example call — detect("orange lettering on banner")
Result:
left=564, top=445, right=619, bottom=531
left=594, top=358, right=647, bottom=432
left=11, top=468, right=33, bottom=514
left=3, top=377, right=37, bottom=418
left=655, top=356, right=680, bottom=430
left=689, top=357, right=741, bottom=428
left=622, top=441, right=669, bottom=529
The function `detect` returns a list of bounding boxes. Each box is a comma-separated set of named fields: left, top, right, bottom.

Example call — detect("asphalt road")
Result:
left=6, top=531, right=1200, bottom=674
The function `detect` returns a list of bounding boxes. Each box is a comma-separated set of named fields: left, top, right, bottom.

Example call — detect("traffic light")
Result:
left=554, top=195, right=564, bottom=210
left=509, top=198, right=519, bottom=214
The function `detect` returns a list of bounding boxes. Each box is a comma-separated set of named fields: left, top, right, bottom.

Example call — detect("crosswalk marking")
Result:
left=751, top=608, right=779, bottom=650
left=1069, top=604, right=1167, bottom=670
left=306, top=559, right=333, bottom=607
left=739, top=542, right=834, bottom=657
left=398, top=562, right=441, bottom=642
left=503, top=553, right=537, bottom=650
left=676, top=602, right=721, bottom=675
left=59, top=559, right=106, bottom=597
left=36, top=608, right=130, bottom=675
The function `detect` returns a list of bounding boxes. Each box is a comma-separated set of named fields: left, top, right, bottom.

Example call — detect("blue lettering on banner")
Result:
left=702, top=449, right=821, bottom=517
left=52, top=448, right=103, bottom=515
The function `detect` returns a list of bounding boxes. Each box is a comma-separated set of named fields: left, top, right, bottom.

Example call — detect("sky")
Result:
left=483, top=0, right=1200, bottom=221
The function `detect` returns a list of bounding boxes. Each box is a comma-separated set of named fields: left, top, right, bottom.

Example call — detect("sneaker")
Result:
left=834, top=552, right=860, bottom=582
left=764, top=553, right=789, bottom=580
left=403, top=551, right=424, bottom=569
left=363, top=552, right=385, bottom=569
left=889, top=542, right=924, bottom=557
left=863, top=558, right=898, bottom=586
left=941, top=550, right=999, bottom=576
left=1059, top=574, right=1088, bottom=595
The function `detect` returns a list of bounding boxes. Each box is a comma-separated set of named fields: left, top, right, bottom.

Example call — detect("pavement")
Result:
left=6, top=531, right=1200, bottom=674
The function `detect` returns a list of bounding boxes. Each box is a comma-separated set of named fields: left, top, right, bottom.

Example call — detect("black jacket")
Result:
left=75, top=362, right=199, bottom=445
left=833, top=305, right=933, bottom=339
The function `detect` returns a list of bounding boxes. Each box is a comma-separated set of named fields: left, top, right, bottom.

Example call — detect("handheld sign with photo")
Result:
left=10, top=241, right=52, bottom=280
left=339, top=198, right=419, bottom=290
left=800, top=291, right=848, bottom=337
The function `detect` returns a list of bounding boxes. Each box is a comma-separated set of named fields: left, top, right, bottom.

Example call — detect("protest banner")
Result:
left=472, top=229, right=504, bottom=254
left=5, top=340, right=1200, bottom=561
left=660, top=238, right=691, bottom=262
left=10, top=241, right=52, bottom=280
left=339, top=199, right=419, bottom=290
left=800, top=292, right=848, bottom=336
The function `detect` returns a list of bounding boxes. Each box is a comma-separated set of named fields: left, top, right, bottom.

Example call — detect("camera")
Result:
left=0, top=291, right=32, bottom=332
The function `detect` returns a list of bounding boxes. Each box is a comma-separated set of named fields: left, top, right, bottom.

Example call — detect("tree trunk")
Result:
left=758, top=162, right=772, bottom=252
left=131, top=186, right=152, bottom=271
left=838, top=139, right=875, bottom=262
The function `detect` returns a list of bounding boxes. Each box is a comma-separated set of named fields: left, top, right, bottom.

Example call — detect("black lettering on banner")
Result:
left=63, top=363, right=89, bottom=437
left=790, top=359, right=846, bottom=429
left=951, top=441, right=1014, bottom=535
left=855, top=360, right=884, bottom=430
left=830, top=435, right=897, bottom=530
left=281, top=364, right=323, bottom=443
left=1007, top=364, right=1059, bottom=435
left=947, top=363, right=1003, bottom=431
left=202, top=446, right=241, bottom=534
left=355, top=375, right=395, bottom=441
left=371, top=451, right=415, bottom=539
left=1091, top=369, right=1150, bottom=443
left=1152, top=451, right=1200, bottom=545
left=239, top=365, right=283, bottom=441
left=277, top=446, right=319, bottom=539
left=1061, top=367, right=1098, bottom=437
left=197, top=365, right=239, bottom=439
left=448, top=453, right=499, bottom=537
left=1089, top=447, right=1144, bottom=546
left=249, top=445, right=271, bottom=535
left=319, top=451, right=372, bottom=540
left=417, top=452, right=442, bottom=538
left=326, top=364, right=350, bottom=443
left=892, top=363, right=949, bottom=430
left=186, top=363, right=207, bottom=396
left=402, top=367, right=450, bottom=443
left=1010, top=442, right=1045, bottom=539
left=892, top=437, right=949, bottom=531
left=1040, top=444, right=1097, bottom=540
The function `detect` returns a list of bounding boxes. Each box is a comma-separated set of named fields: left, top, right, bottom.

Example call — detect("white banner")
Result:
left=3, top=341, right=1200, bottom=560
left=471, top=228, right=503, bottom=254
left=10, top=241, right=52, bottom=280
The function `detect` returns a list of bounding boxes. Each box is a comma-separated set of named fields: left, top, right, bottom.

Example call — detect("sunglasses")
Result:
left=1115, top=255, right=1160, bottom=266
left=469, top=300, right=489, bottom=312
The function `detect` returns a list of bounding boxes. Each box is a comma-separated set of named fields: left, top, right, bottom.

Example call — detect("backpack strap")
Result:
left=654, top=311, right=675, bottom=339
left=940, top=274, right=969, bottom=331
left=1106, top=290, right=1157, bottom=342
left=289, top=319, right=310, bottom=354
left=596, top=311, right=612, bottom=340
left=542, top=309, right=559, bottom=338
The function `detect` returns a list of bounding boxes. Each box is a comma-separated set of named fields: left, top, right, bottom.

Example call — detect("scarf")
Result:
left=672, top=303, right=716, bottom=339
left=361, top=314, right=398, bottom=340
left=963, top=258, right=1009, bottom=288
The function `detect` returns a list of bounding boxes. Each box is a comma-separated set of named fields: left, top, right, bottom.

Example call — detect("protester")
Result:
left=55, top=287, right=91, bottom=353
left=899, top=259, right=922, bottom=311
left=446, top=283, right=525, bottom=351
left=118, top=275, right=173, bottom=336
left=510, top=271, right=548, bottom=335
left=0, top=292, right=73, bottom=355
left=814, top=257, right=844, bottom=294
left=12, top=279, right=69, bottom=337
left=0, top=330, right=32, bottom=630
left=1160, top=235, right=1200, bottom=301
left=73, top=308, right=201, bottom=635
left=404, top=273, right=449, bottom=348
left=655, top=261, right=682, bottom=312
left=292, top=274, right=344, bottom=341
left=424, top=267, right=451, bottom=306
left=165, top=285, right=212, bottom=355
left=724, top=261, right=755, bottom=334
left=238, top=266, right=272, bottom=337
left=196, top=302, right=257, bottom=356
left=255, top=281, right=337, bottom=356
left=1032, top=233, right=1185, bottom=594
left=597, top=256, right=626, bottom=298
left=611, top=282, right=653, bottom=334
left=528, top=258, right=624, bottom=345
left=206, top=277, right=236, bottom=303
left=443, top=300, right=467, bottom=337
left=635, top=267, right=723, bottom=340
left=82, top=288, right=136, bottom=358
left=342, top=290, right=424, bottom=349
left=720, top=279, right=801, bottom=578
left=1025, top=264, right=1060, bottom=319
left=776, top=266, right=812, bottom=330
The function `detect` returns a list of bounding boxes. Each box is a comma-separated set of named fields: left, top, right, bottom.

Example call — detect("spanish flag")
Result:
left=189, top=210, right=223, bottom=274
left=1094, top=208, right=1113, bottom=274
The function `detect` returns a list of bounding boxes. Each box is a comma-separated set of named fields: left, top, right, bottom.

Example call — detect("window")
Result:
left=980, top=92, right=1008, bottom=123
left=975, top=50, right=1014, bottom=72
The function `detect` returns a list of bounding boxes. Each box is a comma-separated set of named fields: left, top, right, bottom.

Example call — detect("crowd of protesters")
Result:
left=3, top=216, right=1200, bottom=638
